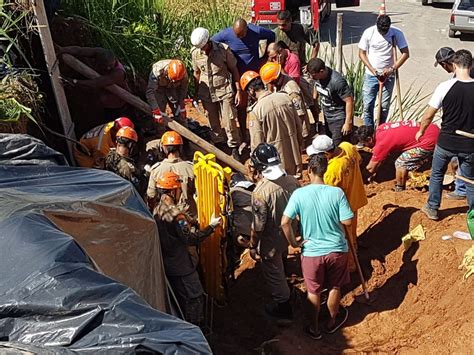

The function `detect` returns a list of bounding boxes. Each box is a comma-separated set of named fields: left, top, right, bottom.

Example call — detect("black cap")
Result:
left=434, top=47, right=455, bottom=67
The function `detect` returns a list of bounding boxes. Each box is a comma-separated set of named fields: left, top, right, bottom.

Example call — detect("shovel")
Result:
left=375, top=79, right=384, bottom=128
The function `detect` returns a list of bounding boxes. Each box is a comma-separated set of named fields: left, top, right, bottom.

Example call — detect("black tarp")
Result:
left=0, top=134, right=211, bottom=354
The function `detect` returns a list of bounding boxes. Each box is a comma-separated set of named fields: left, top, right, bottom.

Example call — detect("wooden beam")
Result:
left=31, top=0, right=76, bottom=163
left=336, top=13, right=343, bottom=73
left=60, top=53, right=247, bottom=175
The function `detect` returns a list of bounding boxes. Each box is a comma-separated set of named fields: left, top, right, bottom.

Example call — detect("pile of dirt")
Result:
left=210, top=178, right=473, bottom=354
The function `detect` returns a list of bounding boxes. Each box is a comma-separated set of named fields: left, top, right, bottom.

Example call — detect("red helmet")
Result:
left=114, top=117, right=134, bottom=130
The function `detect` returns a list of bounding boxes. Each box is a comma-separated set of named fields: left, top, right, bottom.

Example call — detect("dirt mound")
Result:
left=210, top=180, right=474, bottom=354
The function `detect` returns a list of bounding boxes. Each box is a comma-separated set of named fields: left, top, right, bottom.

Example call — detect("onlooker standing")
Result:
left=282, top=153, right=353, bottom=339
left=241, top=71, right=302, bottom=176
left=306, top=135, right=367, bottom=272
left=249, top=143, right=300, bottom=319
left=190, top=27, right=242, bottom=158
left=416, top=49, right=474, bottom=220
left=213, top=19, right=276, bottom=142
left=307, top=58, right=354, bottom=146
left=355, top=122, right=440, bottom=191
left=146, top=59, right=188, bottom=123
left=274, top=10, right=319, bottom=66
left=433, top=46, right=472, bottom=200
left=267, top=41, right=301, bottom=83
left=358, top=15, right=409, bottom=127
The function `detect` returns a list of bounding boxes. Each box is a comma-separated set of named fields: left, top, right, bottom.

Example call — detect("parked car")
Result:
left=422, top=0, right=454, bottom=5
left=449, top=0, right=474, bottom=37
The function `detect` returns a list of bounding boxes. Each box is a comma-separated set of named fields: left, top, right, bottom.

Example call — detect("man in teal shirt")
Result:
left=281, top=153, right=353, bottom=340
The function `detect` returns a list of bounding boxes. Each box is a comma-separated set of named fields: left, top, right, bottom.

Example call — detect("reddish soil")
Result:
left=210, top=172, right=473, bottom=354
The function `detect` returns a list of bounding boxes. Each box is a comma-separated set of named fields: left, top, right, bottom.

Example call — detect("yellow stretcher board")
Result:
left=193, top=151, right=232, bottom=302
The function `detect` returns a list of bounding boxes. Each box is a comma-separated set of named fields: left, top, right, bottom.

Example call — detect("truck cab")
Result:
left=251, top=0, right=360, bottom=30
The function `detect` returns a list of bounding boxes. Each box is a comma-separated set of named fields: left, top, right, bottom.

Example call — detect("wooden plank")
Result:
left=60, top=53, right=247, bottom=175
left=31, top=0, right=76, bottom=163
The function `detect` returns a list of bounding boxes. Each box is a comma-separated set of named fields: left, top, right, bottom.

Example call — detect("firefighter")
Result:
left=190, top=27, right=242, bottom=159
left=146, top=59, right=188, bottom=125
left=249, top=143, right=300, bottom=319
left=153, top=171, right=221, bottom=324
left=146, top=131, right=196, bottom=215
left=73, top=117, right=134, bottom=168
left=241, top=70, right=302, bottom=176
left=260, top=62, right=311, bottom=148
left=104, top=126, right=140, bottom=188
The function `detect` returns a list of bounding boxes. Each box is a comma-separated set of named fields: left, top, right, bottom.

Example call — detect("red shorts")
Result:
left=301, top=252, right=350, bottom=295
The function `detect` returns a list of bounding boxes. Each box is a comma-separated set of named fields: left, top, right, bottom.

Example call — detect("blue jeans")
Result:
left=427, top=145, right=474, bottom=211
left=362, top=74, right=395, bottom=127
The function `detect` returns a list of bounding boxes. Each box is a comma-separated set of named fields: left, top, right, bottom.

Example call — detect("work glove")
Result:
left=209, top=214, right=222, bottom=229
left=152, top=108, right=164, bottom=124
left=249, top=247, right=260, bottom=261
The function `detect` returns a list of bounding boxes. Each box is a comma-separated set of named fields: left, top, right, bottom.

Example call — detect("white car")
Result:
left=449, top=0, right=474, bottom=37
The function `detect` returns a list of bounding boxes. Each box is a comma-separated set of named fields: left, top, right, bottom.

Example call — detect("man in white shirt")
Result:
left=358, top=15, right=409, bottom=127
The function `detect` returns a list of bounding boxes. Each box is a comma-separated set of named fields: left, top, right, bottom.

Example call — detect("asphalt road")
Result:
left=319, top=0, right=474, bottom=100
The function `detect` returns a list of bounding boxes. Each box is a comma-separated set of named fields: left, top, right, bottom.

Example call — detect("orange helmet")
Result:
left=156, top=171, right=182, bottom=190
left=259, top=62, right=282, bottom=84
left=116, top=126, right=138, bottom=142
left=161, top=130, right=183, bottom=146
left=167, top=60, right=186, bottom=82
left=240, top=71, right=260, bottom=91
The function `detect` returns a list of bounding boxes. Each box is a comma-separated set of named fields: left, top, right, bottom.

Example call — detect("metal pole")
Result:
left=336, top=13, right=343, bottom=73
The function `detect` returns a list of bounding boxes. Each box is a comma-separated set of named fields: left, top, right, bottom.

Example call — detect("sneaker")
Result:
left=421, top=204, right=439, bottom=221
left=445, top=192, right=466, bottom=200
left=393, top=184, right=405, bottom=192
left=265, top=301, right=293, bottom=319
left=326, top=306, right=349, bottom=334
left=303, top=325, right=322, bottom=340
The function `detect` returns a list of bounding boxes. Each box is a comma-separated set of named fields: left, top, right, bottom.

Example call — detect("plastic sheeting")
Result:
left=0, top=134, right=211, bottom=354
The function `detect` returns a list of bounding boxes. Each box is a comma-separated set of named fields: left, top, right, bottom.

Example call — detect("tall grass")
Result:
left=61, top=0, right=247, bottom=80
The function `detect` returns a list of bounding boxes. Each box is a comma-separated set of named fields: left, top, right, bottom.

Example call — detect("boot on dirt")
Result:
left=265, top=300, right=293, bottom=320
left=422, top=204, right=439, bottom=221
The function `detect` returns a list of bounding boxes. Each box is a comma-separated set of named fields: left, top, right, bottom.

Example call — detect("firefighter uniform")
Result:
left=191, top=41, right=241, bottom=147
left=147, top=158, right=196, bottom=216
left=248, top=91, right=302, bottom=175
left=154, top=200, right=214, bottom=324
left=252, top=175, right=300, bottom=303
left=279, top=74, right=311, bottom=141
left=145, top=59, right=189, bottom=116
left=73, top=121, right=115, bottom=168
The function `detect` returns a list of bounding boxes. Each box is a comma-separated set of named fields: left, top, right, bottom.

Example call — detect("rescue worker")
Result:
left=154, top=171, right=221, bottom=324
left=146, top=131, right=196, bottom=215
left=56, top=46, right=131, bottom=122
left=146, top=59, right=188, bottom=124
left=73, top=116, right=134, bottom=168
left=240, top=70, right=302, bottom=176
left=249, top=143, right=300, bottom=319
left=190, top=27, right=242, bottom=158
left=105, top=126, right=140, bottom=188
left=260, top=62, right=311, bottom=148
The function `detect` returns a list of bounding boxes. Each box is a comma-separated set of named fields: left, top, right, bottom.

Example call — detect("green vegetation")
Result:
left=1, top=2, right=42, bottom=131
left=61, top=0, right=247, bottom=80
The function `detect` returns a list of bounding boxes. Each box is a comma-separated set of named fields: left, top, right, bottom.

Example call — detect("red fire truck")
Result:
left=251, top=0, right=360, bottom=30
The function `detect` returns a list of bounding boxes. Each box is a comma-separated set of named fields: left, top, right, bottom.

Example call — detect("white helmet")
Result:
left=191, top=27, right=210, bottom=49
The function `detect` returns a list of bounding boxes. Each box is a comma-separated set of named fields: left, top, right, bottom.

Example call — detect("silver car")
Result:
left=449, top=0, right=474, bottom=37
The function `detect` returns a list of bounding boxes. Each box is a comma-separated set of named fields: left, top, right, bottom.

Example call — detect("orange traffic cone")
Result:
left=379, top=0, right=386, bottom=16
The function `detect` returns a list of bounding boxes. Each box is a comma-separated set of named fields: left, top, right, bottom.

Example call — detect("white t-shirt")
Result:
left=428, top=78, right=474, bottom=109
left=358, top=26, right=408, bottom=75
